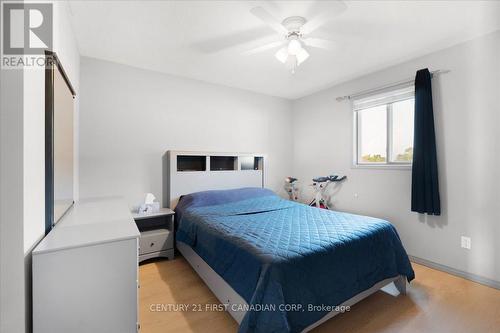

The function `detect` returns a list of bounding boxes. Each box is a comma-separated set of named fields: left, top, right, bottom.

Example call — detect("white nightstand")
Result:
left=132, top=208, right=175, bottom=263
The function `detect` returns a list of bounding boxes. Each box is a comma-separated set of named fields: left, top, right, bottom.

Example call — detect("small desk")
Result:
left=132, top=208, right=175, bottom=263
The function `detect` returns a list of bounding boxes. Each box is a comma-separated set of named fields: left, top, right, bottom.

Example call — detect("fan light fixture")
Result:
left=287, top=39, right=302, bottom=55
left=275, top=38, right=310, bottom=73
left=246, top=6, right=345, bottom=74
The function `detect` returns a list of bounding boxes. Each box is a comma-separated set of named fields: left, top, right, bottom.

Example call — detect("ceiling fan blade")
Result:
left=242, top=40, right=285, bottom=55
left=192, top=27, right=276, bottom=54
left=301, top=1, right=347, bottom=35
left=303, top=38, right=336, bottom=50
left=250, top=7, right=288, bottom=35
left=301, top=15, right=329, bottom=36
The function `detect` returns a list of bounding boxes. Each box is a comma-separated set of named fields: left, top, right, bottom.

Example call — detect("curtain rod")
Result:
left=335, top=69, right=450, bottom=102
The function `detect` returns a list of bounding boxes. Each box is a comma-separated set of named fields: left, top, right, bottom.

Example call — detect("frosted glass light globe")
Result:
left=287, top=39, right=302, bottom=55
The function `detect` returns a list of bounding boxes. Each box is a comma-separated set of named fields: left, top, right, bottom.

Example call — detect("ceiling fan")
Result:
left=244, top=2, right=347, bottom=73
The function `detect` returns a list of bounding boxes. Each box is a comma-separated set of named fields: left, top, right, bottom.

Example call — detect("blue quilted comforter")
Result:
left=176, top=188, right=414, bottom=333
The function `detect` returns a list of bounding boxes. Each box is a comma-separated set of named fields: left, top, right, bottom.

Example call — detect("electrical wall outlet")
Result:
left=461, top=236, right=471, bottom=250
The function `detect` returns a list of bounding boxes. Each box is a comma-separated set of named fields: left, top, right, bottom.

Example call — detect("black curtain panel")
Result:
left=411, top=68, right=440, bottom=215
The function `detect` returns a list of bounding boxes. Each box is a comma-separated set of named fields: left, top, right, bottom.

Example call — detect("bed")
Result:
left=174, top=187, right=415, bottom=333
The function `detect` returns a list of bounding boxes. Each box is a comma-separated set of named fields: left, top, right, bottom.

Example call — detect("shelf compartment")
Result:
left=241, top=156, right=263, bottom=171
left=177, top=155, right=206, bottom=172
left=210, top=156, right=237, bottom=171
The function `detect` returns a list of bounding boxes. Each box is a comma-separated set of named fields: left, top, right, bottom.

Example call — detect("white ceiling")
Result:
left=68, top=0, right=500, bottom=99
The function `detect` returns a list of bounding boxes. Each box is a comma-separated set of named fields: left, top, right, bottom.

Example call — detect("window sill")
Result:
left=351, top=164, right=412, bottom=170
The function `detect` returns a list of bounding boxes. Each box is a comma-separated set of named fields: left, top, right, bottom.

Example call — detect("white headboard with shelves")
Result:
left=162, top=151, right=265, bottom=209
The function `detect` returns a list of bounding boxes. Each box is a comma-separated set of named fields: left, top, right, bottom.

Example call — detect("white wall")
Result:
left=23, top=0, right=80, bottom=253
left=79, top=57, right=293, bottom=209
left=1, top=60, right=26, bottom=333
left=292, top=31, right=500, bottom=283
left=0, top=1, right=81, bottom=331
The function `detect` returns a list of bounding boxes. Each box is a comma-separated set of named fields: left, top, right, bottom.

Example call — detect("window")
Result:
left=353, top=85, right=414, bottom=167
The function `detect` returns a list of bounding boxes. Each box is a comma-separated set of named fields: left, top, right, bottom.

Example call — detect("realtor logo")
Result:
left=2, top=2, right=52, bottom=55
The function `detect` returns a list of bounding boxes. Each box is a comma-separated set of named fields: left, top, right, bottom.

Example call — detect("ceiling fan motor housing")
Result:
left=282, top=16, right=307, bottom=35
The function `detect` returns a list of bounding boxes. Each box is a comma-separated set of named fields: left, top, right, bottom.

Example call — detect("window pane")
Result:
left=358, top=105, right=387, bottom=163
left=391, top=98, right=414, bottom=162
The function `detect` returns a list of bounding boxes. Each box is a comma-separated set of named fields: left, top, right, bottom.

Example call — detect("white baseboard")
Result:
left=409, top=255, right=500, bottom=290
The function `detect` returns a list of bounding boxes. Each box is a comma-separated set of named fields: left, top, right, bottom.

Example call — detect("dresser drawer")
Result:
left=139, top=229, right=172, bottom=255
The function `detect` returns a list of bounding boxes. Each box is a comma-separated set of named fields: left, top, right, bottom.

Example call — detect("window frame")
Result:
left=352, top=92, right=414, bottom=170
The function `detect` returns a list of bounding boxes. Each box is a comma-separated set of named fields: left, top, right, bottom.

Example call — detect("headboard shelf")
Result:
left=163, top=151, right=266, bottom=209
left=177, top=155, right=206, bottom=172
left=241, top=156, right=263, bottom=171
left=210, top=156, right=237, bottom=171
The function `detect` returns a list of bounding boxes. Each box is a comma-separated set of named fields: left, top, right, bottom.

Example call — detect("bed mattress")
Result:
left=176, top=188, right=415, bottom=333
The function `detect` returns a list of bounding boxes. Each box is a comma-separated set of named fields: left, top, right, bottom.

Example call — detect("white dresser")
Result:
left=32, top=197, right=140, bottom=333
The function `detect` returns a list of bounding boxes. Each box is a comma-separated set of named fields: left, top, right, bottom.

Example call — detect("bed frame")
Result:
left=164, top=150, right=408, bottom=332
left=178, top=242, right=406, bottom=332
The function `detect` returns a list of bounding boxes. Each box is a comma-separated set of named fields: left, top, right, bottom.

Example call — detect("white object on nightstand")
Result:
left=138, top=193, right=160, bottom=214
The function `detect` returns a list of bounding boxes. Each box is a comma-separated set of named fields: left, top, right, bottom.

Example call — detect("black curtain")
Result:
left=411, top=68, right=440, bottom=215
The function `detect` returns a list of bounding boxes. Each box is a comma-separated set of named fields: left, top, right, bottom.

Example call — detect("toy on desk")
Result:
left=138, top=193, right=160, bottom=214
left=308, top=174, right=347, bottom=209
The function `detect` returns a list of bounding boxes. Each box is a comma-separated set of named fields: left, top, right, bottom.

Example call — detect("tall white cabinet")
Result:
left=32, top=198, right=140, bottom=333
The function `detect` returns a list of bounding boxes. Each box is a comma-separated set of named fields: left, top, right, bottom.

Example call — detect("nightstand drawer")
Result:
left=139, top=229, right=172, bottom=255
